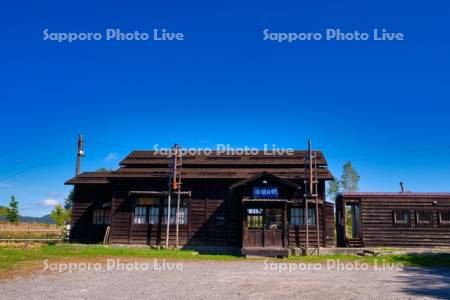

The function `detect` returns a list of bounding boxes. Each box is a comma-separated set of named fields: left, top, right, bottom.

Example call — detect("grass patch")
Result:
left=288, top=253, right=450, bottom=268
left=0, top=244, right=241, bottom=272
left=1, top=244, right=449, bottom=275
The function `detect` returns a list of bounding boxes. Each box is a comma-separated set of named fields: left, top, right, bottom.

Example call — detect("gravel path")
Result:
left=1, top=260, right=449, bottom=300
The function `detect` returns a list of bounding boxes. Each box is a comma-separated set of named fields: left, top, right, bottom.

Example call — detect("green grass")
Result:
left=288, top=253, right=450, bottom=268
left=0, top=244, right=241, bottom=272
left=1, top=244, right=449, bottom=274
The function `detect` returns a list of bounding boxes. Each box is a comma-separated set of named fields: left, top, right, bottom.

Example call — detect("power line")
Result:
left=0, top=144, right=74, bottom=183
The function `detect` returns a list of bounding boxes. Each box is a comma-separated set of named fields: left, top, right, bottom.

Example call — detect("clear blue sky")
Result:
left=2, top=1, right=450, bottom=216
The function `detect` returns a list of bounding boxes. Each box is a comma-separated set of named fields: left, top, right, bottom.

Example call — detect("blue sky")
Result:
left=2, top=1, right=450, bottom=216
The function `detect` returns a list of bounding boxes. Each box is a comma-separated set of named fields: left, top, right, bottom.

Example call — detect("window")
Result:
left=247, top=208, right=263, bottom=229
left=416, top=210, right=433, bottom=227
left=149, top=207, right=159, bottom=224
left=163, top=207, right=188, bottom=225
left=393, top=209, right=410, bottom=226
left=134, top=206, right=147, bottom=224
left=92, top=209, right=111, bottom=225
left=290, top=208, right=302, bottom=225
left=438, top=210, right=450, bottom=227
left=133, top=206, right=160, bottom=224
left=162, top=198, right=189, bottom=225
left=265, top=208, right=282, bottom=229
left=289, top=207, right=316, bottom=226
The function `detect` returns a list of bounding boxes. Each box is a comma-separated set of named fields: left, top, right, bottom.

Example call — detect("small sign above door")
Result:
left=253, top=187, right=278, bottom=199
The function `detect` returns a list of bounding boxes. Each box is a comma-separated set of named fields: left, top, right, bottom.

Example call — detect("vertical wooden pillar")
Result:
left=283, top=203, right=288, bottom=248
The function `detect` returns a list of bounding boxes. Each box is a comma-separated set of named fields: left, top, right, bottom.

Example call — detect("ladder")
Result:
left=165, top=144, right=183, bottom=248
left=304, top=140, right=320, bottom=256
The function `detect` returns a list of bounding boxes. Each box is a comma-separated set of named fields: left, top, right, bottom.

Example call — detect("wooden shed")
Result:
left=336, top=192, right=450, bottom=247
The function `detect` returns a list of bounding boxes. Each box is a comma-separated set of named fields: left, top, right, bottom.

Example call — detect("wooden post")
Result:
left=314, top=152, right=320, bottom=255
left=166, top=148, right=173, bottom=248
left=175, top=189, right=181, bottom=247
left=165, top=188, right=172, bottom=248
left=175, top=145, right=182, bottom=248
left=304, top=155, right=309, bottom=255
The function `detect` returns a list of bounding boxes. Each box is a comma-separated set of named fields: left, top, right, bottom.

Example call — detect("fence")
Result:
left=0, top=227, right=65, bottom=242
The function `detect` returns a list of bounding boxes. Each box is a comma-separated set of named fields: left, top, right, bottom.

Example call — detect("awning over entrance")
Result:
left=242, top=198, right=289, bottom=204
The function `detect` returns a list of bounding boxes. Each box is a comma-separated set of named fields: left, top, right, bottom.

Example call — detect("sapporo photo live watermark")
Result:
left=43, top=259, right=184, bottom=273
left=263, top=259, right=404, bottom=272
left=42, top=28, right=185, bottom=43
left=262, top=28, right=405, bottom=43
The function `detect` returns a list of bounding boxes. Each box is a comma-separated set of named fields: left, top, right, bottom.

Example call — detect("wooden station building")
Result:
left=66, top=150, right=336, bottom=256
left=336, top=192, right=450, bottom=248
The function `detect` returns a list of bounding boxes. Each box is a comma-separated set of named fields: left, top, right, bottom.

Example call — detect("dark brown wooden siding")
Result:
left=108, top=179, right=233, bottom=247
left=288, top=203, right=335, bottom=247
left=337, top=194, right=450, bottom=247
left=361, top=197, right=450, bottom=247
left=70, top=184, right=111, bottom=243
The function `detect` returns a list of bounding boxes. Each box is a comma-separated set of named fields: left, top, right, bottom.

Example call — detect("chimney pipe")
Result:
left=400, top=181, right=405, bottom=193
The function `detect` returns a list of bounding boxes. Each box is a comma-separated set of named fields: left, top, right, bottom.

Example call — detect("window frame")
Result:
left=289, top=207, right=316, bottom=226
left=247, top=208, right=263, bottom=229
left=415, top=209, right=434, bottom=227
left=392, top=209, right=410, bottom=227
left=163, top=206, right=189, bottom=225
left=133, top=206, right=148, bottom=224
left=92, top=208, right=111, bottom=225
left=438, top=210, right=450, bottom=227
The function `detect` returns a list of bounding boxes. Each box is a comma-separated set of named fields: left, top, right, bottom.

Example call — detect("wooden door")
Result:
left=245, top=208, right=264, bottom=247
left=264, top=208, right=283, bottom=247
left=244, top=207, right=284, bottom=248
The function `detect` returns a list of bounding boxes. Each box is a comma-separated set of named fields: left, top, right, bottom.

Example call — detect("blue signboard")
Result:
left=253, top=187, right=278, bottom=199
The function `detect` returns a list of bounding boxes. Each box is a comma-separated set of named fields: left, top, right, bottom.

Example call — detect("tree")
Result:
left=326, top=161, right=360, bottom=201
left=0, top=206, right=10, bottom=217
left=6, top=195, right=19, bottom=224
left=65, top=189, right=74, bottom=210
left=340, top=162, right=360, bottom=192
left=50, top=204, right=67, bottom=226
left=326, top=179, right=340, bottom=201
left=96, top=168, right=112, bottom=172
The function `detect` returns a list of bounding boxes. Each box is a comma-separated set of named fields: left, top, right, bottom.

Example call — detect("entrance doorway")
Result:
left=244, top=207, right=284, bottom=248
left=345, top=203, right=361, bottom=239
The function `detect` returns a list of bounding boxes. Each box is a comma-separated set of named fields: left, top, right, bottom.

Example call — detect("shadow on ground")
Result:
left=182, top=246, right=242, bottom=256
left=397, top=266, right=450, bottom=299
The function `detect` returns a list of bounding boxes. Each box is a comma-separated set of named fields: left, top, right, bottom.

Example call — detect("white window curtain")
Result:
left=149, top=207, right=159, bottom=224
left=164, top=207, right=188, bottom=224
left=134, top=206, right=147, bottom=224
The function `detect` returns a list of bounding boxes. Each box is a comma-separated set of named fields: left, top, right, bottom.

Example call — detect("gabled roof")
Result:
left=339, top=192, right=450, bottom=198
left=66, top=149, right=334, bottom=184
left=119, top=150, right=329, bottom=167
left=65, top=172, right=111, bottom=185
left=229, top=171, right=301, bottom=190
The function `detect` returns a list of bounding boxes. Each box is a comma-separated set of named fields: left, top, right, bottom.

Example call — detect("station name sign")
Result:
left=254, top=187, right=279, bottom=199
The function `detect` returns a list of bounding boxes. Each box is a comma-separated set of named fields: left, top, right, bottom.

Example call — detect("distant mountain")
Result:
left=0, top=214, right=55, bottom=224
left=19, top=214, right=55, bottom=224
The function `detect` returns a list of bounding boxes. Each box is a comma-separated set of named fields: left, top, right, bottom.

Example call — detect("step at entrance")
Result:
left=346, top=238, right=364, bottom=248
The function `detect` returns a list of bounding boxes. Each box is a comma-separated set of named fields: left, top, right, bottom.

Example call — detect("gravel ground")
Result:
left=1, top=260, right=449, bottom=300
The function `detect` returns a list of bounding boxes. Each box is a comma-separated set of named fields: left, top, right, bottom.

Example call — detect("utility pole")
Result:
left=75, top=135, right=84, bottom=176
